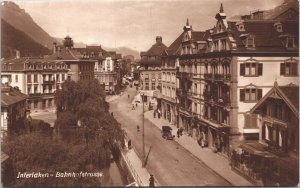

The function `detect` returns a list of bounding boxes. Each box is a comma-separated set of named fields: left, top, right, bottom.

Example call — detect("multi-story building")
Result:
left=1, top=83, right=28, bottom=138
left=1, top=56, right=68, bottom=110
left=47, top=36, right=96, bottom=82
left=231, top=82, right=298, bottom=186
left=175, top=4, right=298, bottom=155
left=139, top=36, right=167, bottom=103
left=76, top=45, right=122, bottom=94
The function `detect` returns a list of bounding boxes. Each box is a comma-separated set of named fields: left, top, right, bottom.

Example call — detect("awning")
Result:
left=239, top=142, right=275, bottom=157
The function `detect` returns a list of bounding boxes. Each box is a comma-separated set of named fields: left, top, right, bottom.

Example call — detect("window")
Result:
left=62, top=74, right=65, bottom=81
left=42, top=100, right=46, bottom=108
left=286, top=37, right=295, bottom=48
left=221, top=39, right=227, bottom=51
left=34, top=74, right=38, bottom=83
left=27, top=86, right=31, bottom=94
left=280, top=61, right=298, bottom=76
left=34, top=86, right=38, bottom=94
left=15, top=75, right=18, bottom=83
left=27, top=74, right=32, bottom=83
left=240, top=88, right=262, bottom=102
left=56, top=74, right=60, bottom=82
left=145, top=82, right=149, bottom=90
left=34, top=100, right=38, bottom=108
left=151, top=82, right=156, bottom=90
left=246, top=36, right=255, bottom=48
left=48, top=99, right=52, bottom=107
left=240, top=62, right=263, bottom=76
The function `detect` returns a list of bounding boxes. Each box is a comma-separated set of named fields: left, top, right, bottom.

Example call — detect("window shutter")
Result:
left=291, top=63, right=298, bottom=75
left=240, top=89, right=245, bottom=101
left=258, top=63, right=263, bottom=76
left=240, top=64, right=245, bottom=76
left=262, top=124, right=265, bottom=140
left=257, top=89, right=263, bottom=100
left=280, top=63, right=285, bottom=75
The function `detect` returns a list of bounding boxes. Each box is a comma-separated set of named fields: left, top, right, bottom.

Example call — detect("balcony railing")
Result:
left=43, top=79, right=55, bottom=84
left=215, top=74, right=231, bottom=81
left=29, top=93, right=42, bottom=97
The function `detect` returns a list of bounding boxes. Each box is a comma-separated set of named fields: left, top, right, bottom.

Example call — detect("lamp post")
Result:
left=142, top=93, right=145, bottom=167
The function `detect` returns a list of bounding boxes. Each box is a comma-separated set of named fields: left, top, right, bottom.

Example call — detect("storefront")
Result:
left=230, top=142, right=298, bottom=186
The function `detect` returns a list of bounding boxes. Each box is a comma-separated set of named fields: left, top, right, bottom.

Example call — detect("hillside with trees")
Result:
left=1, top=19, right=50, bottom=58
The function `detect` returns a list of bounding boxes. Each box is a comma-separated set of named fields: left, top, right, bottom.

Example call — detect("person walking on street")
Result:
left=137, top=125, right=140, bottom=132
left=128, top=94, right=130, bottom=98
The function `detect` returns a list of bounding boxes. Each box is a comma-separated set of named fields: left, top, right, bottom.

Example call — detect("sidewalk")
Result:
left=144, top=110, right=253, bottom=186
left=121, top=137, right=159, bottom=187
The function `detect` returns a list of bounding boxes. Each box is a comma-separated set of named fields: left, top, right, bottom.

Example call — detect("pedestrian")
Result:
left=136, top=103, right=138, bottom=107
left=128, top=94, right=130, bottom=98
left=137, top=125, right=140, bottom=132
left=111, top=112, right=114, bottom=117
left=177, top=129, right=180, bottom=138
left=149, top=174, right=155, bottom=187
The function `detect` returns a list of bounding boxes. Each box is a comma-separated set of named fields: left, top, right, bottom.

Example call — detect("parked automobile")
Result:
left=161, top=126, right=175, bottom=140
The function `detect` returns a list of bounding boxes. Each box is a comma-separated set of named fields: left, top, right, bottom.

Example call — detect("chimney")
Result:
left=53, top=42, right=57, bottom=54
left=156, top=36, right=162, bottom=43
left=16, top=50, right=20, bottom=59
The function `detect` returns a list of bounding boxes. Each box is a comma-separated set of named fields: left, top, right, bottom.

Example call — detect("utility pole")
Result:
left=142, top=93, right=145, bottom=167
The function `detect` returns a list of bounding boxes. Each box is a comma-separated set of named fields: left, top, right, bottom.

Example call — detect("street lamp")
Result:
left=142, top=93, right=145, bottom=167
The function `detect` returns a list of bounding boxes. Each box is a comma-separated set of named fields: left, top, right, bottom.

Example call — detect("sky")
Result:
left=16, top=0, right=284, bottom=51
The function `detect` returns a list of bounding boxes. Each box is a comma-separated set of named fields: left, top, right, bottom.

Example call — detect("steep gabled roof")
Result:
left=46, top=48, right=79, bottom=61
left=1, top=58, right=29, bottom=71
left=228, top=20, right=299, bottom=52
left=1, top=87, right=28, bottom=107
left=166, top=32, right=184, bottom=55
left=250, top=82, right=299, bottom=117
left=278, top=84, right=299, bottom=111
left=145, top=42, right=167, bottom=56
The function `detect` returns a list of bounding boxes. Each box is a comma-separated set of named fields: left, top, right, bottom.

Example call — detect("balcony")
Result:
left=215, top=74, right=231, bottom=82
left=204, top=73, right=213, bottom=79
left=176, top=89, right=184, bottom=97
left=43, top=79, right=55, bottom=84
left=203, top=91, right=212, bottom=100
left=29, top=93, right=42, bottom=97
left=218, top=94, right=230, bottom=106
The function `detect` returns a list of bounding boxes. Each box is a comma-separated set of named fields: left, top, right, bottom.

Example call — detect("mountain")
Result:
left=1, top=19, right=51, bottom=58
left=102, top=46, right=140, bottom=59
left=1, top=1, right=57, bottom=49
left=229, top=0, right=298, bottom=20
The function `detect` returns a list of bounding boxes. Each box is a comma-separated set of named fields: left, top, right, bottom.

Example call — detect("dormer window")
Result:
left=274, top=22, right=283, bottom=32
left=236, top=21, right=245, bottom=32
left=287, top=37, right=295, bottom=48
left=246, top=35, right=255, bottom=48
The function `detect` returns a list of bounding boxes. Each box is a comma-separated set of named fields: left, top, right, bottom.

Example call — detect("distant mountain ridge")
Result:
left=1, top=19, right=50, bottom=58
left=1, top=1, right=140, bottom=59
left=103, top=46, right=140, bottom=59
left=1, top=1, right=58, bottom=49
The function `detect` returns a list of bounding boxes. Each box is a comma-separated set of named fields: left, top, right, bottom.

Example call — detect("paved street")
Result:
left=109, top=86, right=232, bottom=186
